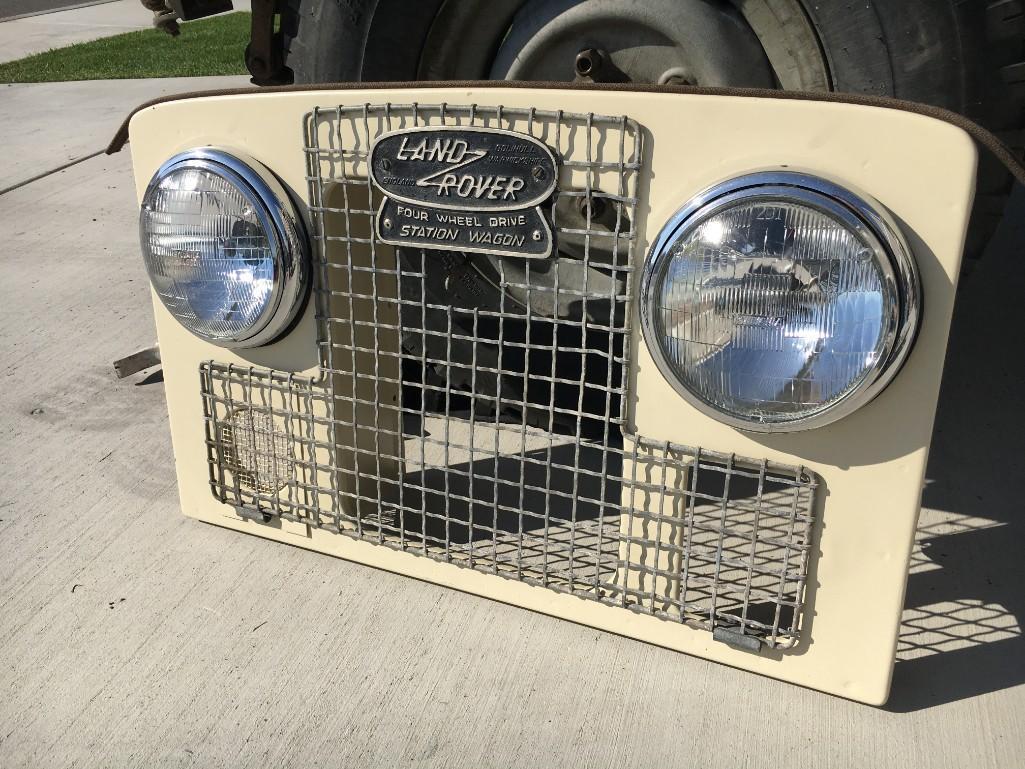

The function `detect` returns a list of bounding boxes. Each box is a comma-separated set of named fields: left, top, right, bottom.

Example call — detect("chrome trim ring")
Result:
left=140, top=148, right=310, bottom=349
left=639, top=171, right=922, bottom=433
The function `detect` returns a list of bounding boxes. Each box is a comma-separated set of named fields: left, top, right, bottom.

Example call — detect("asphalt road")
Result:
left=0, top=0, right=118, bottom=23
left=1, top=78, right=1023, bottom=767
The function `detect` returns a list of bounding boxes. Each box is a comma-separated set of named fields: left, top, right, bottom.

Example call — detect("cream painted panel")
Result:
left=128, top=87, right=976, bottom=704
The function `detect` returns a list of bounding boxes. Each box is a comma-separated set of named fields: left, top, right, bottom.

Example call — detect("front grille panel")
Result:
left=199, top=102, right=819, bottom=649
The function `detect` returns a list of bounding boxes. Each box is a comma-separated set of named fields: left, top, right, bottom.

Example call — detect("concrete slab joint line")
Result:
left=0, top=76, right=252, bottom=192
left=0, top=150, right=104, bottom=196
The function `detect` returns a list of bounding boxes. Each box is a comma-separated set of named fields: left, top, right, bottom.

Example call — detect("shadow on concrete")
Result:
left=134, top=369, right=164, bottom=386
left=887, top=184, right=1025, bottom=712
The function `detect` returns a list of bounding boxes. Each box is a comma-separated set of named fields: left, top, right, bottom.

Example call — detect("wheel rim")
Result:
left=413, top=0, right=831, bottom=323
left=401, top=0, right=832, bottom=423
left=418, top=0, right=830, bottom=90
left=489, top=0, right=774, bottom=86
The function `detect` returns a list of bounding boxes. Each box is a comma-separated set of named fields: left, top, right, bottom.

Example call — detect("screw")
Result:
left=382, top=217, right=393, bottom=230
left=380, top=158, right=392, bottom=172
left=531, top=165, right=547, bottom=182
left=531, top=230, right=542, bottom=241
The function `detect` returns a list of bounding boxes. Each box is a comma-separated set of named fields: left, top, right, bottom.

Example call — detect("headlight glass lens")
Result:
left=139, top=151, right=306, bottom=348
left=644, top=177, right=917, bottom=431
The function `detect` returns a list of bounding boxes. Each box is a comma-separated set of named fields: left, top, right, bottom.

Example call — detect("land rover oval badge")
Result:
left=369, top=127, right=557, bottom=259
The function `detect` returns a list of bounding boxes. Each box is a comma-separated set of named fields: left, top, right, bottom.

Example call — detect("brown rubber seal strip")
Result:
left=106, top=80, right=1025, bottom=186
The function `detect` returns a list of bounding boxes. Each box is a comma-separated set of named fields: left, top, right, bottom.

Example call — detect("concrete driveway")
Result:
left=1, top=78, right=1023, bottom=768
left=0, top=0, right=152, bottom=62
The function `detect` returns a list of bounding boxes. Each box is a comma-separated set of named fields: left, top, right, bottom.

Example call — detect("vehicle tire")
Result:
left=282, top=0, right=1024, bottom=424
left=284, top=0, right=1023, bottom=250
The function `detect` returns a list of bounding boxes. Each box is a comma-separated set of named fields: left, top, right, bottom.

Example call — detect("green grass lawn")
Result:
left=0, top=11, right=250, bottom=83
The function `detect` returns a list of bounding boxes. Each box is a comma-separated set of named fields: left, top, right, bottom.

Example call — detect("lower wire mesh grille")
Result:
left=199, top=102, right=819, bottom=649
left=201, top=362, right=816, bottom=647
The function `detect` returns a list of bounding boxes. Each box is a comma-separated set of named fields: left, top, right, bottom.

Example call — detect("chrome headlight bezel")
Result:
left=639, top=171, right=922, bottom=433
left=139, top=148, right=310, bottom=349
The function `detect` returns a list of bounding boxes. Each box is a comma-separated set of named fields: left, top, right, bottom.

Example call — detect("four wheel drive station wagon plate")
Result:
left=369, top=126, right=557, bottom=258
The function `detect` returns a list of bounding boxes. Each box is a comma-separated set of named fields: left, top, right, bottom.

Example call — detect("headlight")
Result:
left=139, top=149, right=308, bottom=348
left=640, top=172, right=920, bottom=432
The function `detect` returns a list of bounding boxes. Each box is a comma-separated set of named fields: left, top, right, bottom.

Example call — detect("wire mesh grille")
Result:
left=199, top=103, right=818, bottom=648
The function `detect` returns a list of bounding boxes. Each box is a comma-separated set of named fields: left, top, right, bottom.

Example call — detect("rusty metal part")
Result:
left=113, top=345, right=161, bottom=379
left=246, top=0, right=293, bottom=86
